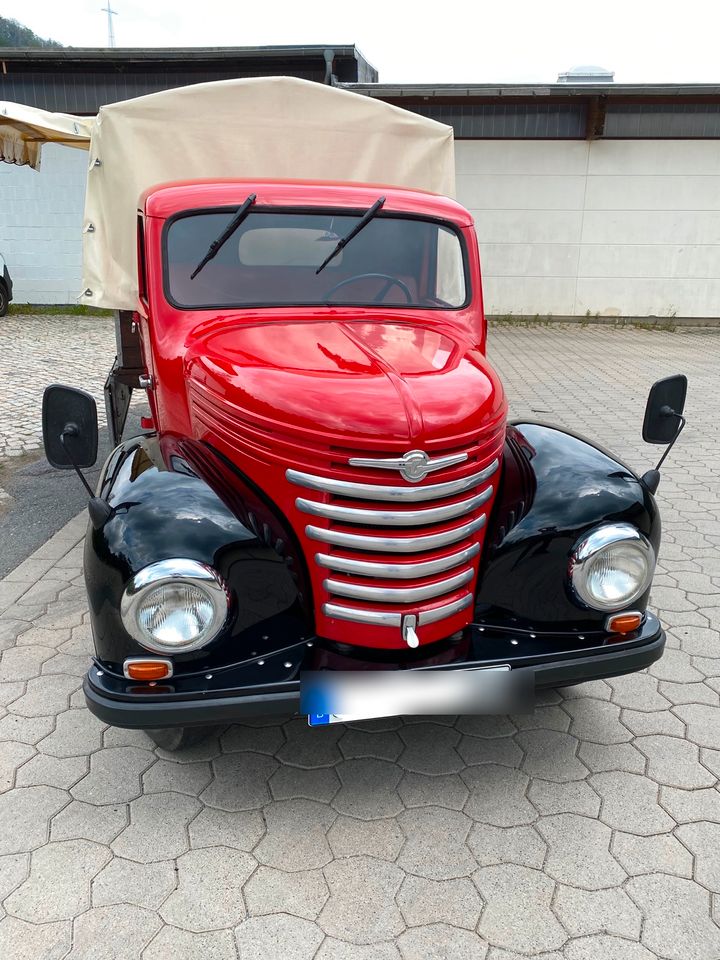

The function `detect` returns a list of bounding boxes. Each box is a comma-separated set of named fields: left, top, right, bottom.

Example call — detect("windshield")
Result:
left=164, top=209, right=468, bottom=309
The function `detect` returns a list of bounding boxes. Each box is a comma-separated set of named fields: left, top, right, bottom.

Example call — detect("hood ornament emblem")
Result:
left=349, top=449, right=468, bottom=484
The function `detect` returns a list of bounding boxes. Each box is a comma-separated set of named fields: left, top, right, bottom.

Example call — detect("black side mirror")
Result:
left=42, top=384, right=99, bottom=469
left=642, top=374, right=687, bottom=444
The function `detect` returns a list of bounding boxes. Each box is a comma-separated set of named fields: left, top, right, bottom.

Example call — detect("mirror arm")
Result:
left=59, top=426, right=114, bottom=529
left=60, top=426, right=96, bottom=499
left=654, top=412, right=686, bottom=472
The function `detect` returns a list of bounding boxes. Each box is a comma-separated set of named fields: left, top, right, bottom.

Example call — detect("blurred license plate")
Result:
left=302, top=666, right=531, bottom=726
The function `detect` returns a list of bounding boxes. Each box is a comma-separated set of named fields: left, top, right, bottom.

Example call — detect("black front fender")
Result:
left=85, top=434, right=313, bottom=669
left=476, top=422, right=661, bottom=630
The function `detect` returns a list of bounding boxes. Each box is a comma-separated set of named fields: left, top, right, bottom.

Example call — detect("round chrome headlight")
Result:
left=569, top=523, right=655, bottom=612
left=121, top=559, right=230, bottom=654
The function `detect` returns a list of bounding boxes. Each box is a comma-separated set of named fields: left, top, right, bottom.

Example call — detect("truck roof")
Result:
left=142, top=179, right=473, bottom=227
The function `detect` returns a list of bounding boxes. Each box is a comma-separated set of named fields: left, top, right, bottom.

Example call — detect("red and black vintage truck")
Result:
left=8, top=78, right=687, bottom=748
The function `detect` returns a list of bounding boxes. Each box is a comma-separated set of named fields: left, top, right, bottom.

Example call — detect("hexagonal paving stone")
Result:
left=552, top=885, right=641, bottom=938
left=591, top=771, right=675, bottom=835
left=627, top=874, right=720, bottom=960
left=276, top=718, right=344, bottom=768
left=112, top=791, right=201, bottom=862
left=319, top=856, right=404, bottom=944
left=8, top=674, right=81, bottom=717
left=5, top=839, right=110, bottom=922
left=0, top=644, right=55, bottom=682
left=221, top=722, right=285, bottom=755
left=92, top=857, right=176, bottom=909
left=327, top=815, right=404, bottom=861
left=577, top=740, right=646, bottom=774
left=536, top=814, right=626, bottom=890
left=200, top=752, right=278, bottom=811
left=69, top=904, right=161, bottom=958
left=517, top=729, right=588, bottom=782
left=397, top=807, right=476, bottom=880
left=397, top=771, right=469, bottom=810
left=160, top=846, right=254, bottom=931
left=563, top=697, right=632, bottom=744
left=338, top=726, right=403, bottom=761
left=527, top=778, right=600, bottom=817
left=0, top=741, right=34, bottom=791
left=15, top=753, right=88, bottom=790
left=244, top=865, right=329, bottom=920
left=676, top=821, right=720, bottom=892
left=332, top=758, right=404, bottom=820
left=660, top=784, right=720, bottom=823
left=474, top=864, right=566, bottom=954
left=268, top=763, right=341, bottom=803
left=634, top=734, right=715, bottom=788
left=49, top=800, right=128, bottom=845
left=0, top=916, right=71, bottom=960
left=254, top=798, right=335, bottom=871
left=605, top=673, right=671, bottom=711
left=235, top=914, right=324, bottom=960
left=187, top=806, right=265, bottom=851
left=397, top=722, right=464, bottom=774
left=611, top=831, right=693, bottom=878
left=142, top=758, right=213, bottom=796
left=71, top=747, right=155, bottom=805
left=462, top=764, right=536, bottom=827
left=397, top=875, right=483, bottom=930
left=467, top=822, right=546, bottom=869
left=674, top=702, right=720, bottom=748
left=0, top=785, right=68, bottom=855
left=36, top=708, right=105, bottom=757
left=456, top=733, right=524, bottom=768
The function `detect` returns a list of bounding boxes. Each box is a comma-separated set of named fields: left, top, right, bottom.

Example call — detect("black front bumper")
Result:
left=84, top=614, right=665, bottom=729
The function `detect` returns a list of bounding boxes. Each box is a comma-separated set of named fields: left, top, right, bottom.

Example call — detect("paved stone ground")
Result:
left=0, top=321, right=719, bottom=959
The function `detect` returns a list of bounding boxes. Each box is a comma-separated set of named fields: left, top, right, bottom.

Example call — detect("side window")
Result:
left=435, top=227, right=466, bottom=307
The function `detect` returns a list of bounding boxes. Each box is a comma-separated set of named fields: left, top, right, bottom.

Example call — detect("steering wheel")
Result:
left=323, top=273, right=412, bottom=304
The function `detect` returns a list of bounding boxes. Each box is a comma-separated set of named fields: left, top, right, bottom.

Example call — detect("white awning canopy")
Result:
left=0, top=102, right=91, bottom=168
left=1, top=77, right=455, bottom=309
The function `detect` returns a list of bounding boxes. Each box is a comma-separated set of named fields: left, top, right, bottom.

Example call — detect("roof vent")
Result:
left=557, top=65, right=615, bottom=84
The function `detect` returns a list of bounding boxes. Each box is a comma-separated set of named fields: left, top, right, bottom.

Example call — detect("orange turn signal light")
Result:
left=606, top=612, right=643, bottom=636
left=123, top=658, right=173, bottom=681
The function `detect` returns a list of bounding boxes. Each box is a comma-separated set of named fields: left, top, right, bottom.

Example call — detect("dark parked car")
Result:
left=0, top=253, right=12, bottom=316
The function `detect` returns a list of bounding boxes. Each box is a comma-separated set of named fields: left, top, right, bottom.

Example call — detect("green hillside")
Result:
left=0, top=16, right=62, bottom=48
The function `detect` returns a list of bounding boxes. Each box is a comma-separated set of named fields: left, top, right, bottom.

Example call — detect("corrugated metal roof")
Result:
left=345, top=82, right=720, bottom=98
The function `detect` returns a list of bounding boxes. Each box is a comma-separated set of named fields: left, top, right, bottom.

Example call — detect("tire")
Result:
left=144, top=725, right=218, bottom=751
left=0, top=284, right=8, bottom=317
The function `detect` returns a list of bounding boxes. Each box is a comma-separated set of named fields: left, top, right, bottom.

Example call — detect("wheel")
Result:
left=0, top=284, right=8, bottom=317
left=144, top=725, right=218, bottom=751
left=323, top=272, right=412, bottom=303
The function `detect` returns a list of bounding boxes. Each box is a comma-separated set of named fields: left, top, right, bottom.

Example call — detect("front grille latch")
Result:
left=402, top=614, right=420, bottom=649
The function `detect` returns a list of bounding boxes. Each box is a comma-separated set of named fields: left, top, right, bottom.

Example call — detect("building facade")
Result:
left=1, top=47, right=719, bottom=318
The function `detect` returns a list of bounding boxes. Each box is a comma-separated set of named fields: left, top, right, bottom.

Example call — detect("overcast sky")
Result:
left=3, top=0, right=720, bottom=84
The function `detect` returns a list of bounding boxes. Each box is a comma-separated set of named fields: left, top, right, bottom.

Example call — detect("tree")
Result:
left=0, top=16, right=62, bottom=48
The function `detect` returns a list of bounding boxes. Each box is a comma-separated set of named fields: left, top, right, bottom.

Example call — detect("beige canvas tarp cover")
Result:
left=1, top=77, right=455, bottom=310
left=0, top=102, right=92, bottom=168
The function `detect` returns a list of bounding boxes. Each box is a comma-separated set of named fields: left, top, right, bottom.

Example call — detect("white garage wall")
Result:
left=2, top=137, right=719, bottom=318
left=0, top=144, right=87, bottom=304
left=457, top=139, right=720, bottom=319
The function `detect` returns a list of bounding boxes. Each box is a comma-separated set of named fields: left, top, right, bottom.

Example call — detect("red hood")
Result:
left=185, top=318, right=506, bottom=448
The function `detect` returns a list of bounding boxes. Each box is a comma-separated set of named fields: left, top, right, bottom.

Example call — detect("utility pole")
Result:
left=101, top=4, right=118, bottom=48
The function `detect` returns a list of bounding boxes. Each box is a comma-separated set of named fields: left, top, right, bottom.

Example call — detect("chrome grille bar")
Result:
left=419, top=594, right=474, bottom=624
left=306, top=515, right=486, bottom=553
left=323, top=592, right=474, bottom=628
left=322, top=603, right=402, bottom=627
left=348, top=451, right=468, bottom=473
left=287, top=459, right=499, bottom=503
left=324, top=567, right=474, bottom=603
left=296, top=486, right=493, bottom=527
left=315, top=543, right=480, bottom=579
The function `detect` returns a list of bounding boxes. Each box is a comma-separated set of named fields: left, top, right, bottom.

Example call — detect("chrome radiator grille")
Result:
left=287, top=454, right=499, bottom=643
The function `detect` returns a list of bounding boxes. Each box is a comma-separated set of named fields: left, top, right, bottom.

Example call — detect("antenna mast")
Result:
left=101, top=4, right=118, bottom=48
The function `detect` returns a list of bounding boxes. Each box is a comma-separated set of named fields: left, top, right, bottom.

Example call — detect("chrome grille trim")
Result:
left=324, top=567, right=474, bottom=603
left=419, top=594, right=474, bottom=624
left=348, top=451, right=468, bottom=473
left=307, top=515, right=486, bottom=553
left=323, top=592, right=474, bottom=628
left=287, top=459, right=499, bottom=503
left=315, top=543, right=480, bottom=579
left=296, top=487, right=493, bottom=527
left=322, top=603, right=402, bottom=627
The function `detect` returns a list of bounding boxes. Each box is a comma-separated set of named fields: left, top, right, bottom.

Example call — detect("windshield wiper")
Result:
left=315, top=196, right=385, bottom=275
left=190, top=193, right=257, bottom=279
